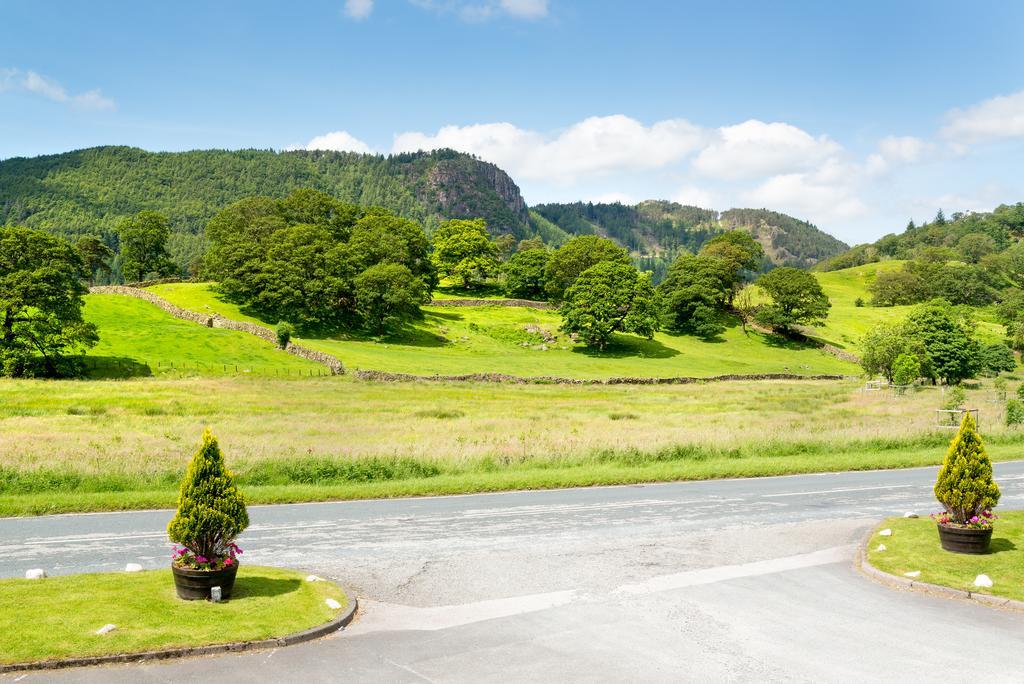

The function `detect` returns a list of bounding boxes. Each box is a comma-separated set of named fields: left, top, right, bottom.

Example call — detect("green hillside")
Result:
left=817, top=203, right=1024, bottom=271
left=82, top=295, right=323, bottom=377
left=804, top=261, right=1007, bottom=351
left=148, top=282, right=855, bottom=379
left=0, top=146, right=531, bottom=271
left=532, top=201, right=849, bottom=270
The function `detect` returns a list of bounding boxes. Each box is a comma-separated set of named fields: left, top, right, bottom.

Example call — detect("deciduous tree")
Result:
left=559, top=262, right=659, bottom=350
left=431, top=218, right=499, bottom=289
left=544, top=235, right=630, bottom=300
left=354, top=263, right=427, bottom=334
left=753, top=267, right=830, bottom=333
left=117, top=211, right=177, bottom=282
left=0, top=227, right=98, bottom=376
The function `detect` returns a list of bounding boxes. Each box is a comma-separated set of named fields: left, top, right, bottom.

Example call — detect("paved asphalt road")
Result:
left=4, top=462, right=1024, bottom=682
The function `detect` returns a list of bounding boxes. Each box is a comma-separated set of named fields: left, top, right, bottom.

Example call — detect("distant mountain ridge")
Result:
left=1, top=145, right=848, bottom=271
left=532, top=201, right=849, bottom=268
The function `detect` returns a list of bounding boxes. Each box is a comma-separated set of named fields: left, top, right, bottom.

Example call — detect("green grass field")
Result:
left=82, top=295, right=324, bottom=378
left=867, top=513, right=1024, bottom=603
left=150, top=282, right=856, bottom=379
left=0, top=566, right=346, bottom=665
left=808, top=261, right=1007, bottom=352
left=3, top=375, right=1022, bottom=515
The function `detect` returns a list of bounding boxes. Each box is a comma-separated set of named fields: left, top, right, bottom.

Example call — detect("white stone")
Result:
left=904, top=571, right=921, bottom=578
left=124, top=563, right=143, bottom=573
left=25, top=568, right=46, bottom=580
left=95, top=624, right=117, bottom=635
left=903, top=512, right=919, bottom=518
left=325, top=598, right=342, bottom=610
left=879, top=528, right=893, bottom=537
left=875, top=544, right=887, bottom=552
left=306, top=575, right=323, bottom=583
left=210, top=586, right=223, bottom=603
left=974, top=574, right=994, bottom=588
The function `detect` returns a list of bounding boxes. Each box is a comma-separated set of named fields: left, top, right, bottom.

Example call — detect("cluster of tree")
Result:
left=534, top=231, right=832, bottom=349
left=0, top=226, right=97, bottom=377
left=0, top=146, right=532, bottom=274
left=868, top=241, right=1024, bottom=307
left=204, top=189, right=435, bottom=333
left=860, top=299, right=1017, bottom=385
left=819, top=204, right=1024, bottom=272
left=657, top=231, right=764, bottom=337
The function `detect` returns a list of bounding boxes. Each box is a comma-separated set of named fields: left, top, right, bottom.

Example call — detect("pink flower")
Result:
left=224, top=557, right=234, bottom=566
left=196, top=556, right=208, bottom=564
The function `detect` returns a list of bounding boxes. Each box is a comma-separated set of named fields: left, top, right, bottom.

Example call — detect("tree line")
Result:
left=1, top=188, right=839, bottom=376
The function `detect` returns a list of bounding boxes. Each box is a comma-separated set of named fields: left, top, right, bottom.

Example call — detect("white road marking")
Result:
left=350, top=545, right=854, bottom=634
left=350, top=590, right=579, bottom=634
left=614, top=545, right=853, bottom=595
left=761, top=484, right=915, bottom=498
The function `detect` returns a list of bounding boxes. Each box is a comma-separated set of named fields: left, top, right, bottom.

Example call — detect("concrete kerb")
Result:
left=855, top=527, right=1024, bottom=613
left=0, top=589, right=358, bottom=674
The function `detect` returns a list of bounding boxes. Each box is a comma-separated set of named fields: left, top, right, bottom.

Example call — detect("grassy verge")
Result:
left=0, top=566, right=347, bottom=665
left=866, top=512, right=1024, bottom=603
left=4, top=438, right=1024, bottom=516
left=3, top=376, right=1023, bottom=516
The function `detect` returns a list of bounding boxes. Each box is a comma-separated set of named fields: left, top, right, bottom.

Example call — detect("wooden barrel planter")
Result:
left=172, top=563, right=239, bottom=600
left=936, top=524, right=993, bottom=554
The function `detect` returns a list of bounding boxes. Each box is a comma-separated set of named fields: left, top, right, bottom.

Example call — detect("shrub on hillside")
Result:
left=934, top=412, right=1000, bottom=524
left=275, top=321, right=294, bottom=349
left=167, top=429, right=249, bottom=567
left=1007, top=399, right=1024, bottom=427
left=892, top=353, right=921, bottom=387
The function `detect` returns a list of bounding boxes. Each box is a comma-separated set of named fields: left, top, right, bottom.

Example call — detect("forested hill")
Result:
left=531, top=201, right=849, bottom=268
left=816, top=204, right=1024, bottom=271
left=1, top=145, right=850, bottom=272
left=0, top=145, right=531, bottom=242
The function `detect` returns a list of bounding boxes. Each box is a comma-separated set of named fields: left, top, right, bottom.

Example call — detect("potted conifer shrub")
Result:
left=932, top=412, right=1000, bottom=554
left=167, top=429, right=249, bottom=600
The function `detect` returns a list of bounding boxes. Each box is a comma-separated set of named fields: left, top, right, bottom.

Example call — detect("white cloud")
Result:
left=0, top=68, right=115, bottom=111
left=941, top=90, right=1024, bottom=144
left=391, top=115, right=706, bottom=184
left=672, top=185, right=716, bottom=209
left=343, top=0, right=375, bottom=19
left=500, top=0, right=548, bottom=19
left=876, top=135, right=935, bottom=164
left=744, top=171, right=867, bottom=223
left=693, top=120, right=842, bottom=181
left=303, top=130, right=373, bottom=153
left=409, top=0, right=548, bottom=21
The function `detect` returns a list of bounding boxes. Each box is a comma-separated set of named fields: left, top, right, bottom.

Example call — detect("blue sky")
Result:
left=2, top=1, right=1024, bottom=244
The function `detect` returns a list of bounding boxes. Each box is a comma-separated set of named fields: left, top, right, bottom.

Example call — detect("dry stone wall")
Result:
left=88, top=286, right=344, bottom=375
left=355, top=370, right=848, bottom=385
left=89, top=286, right=214, bottom=326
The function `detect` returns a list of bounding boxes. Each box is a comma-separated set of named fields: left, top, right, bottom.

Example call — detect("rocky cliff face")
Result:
left=420, top=156, right=530, bottom=237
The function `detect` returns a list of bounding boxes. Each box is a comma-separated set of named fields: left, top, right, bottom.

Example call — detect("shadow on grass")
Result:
left=435, top=283, right=505, bottom=298
left=232, top=576, right=302, bottom=599
left=81, top=356, right=152, bottom=379
left=990, top=538, right=1017, bottom=554
left=571, top=334, right=680, bottom=359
